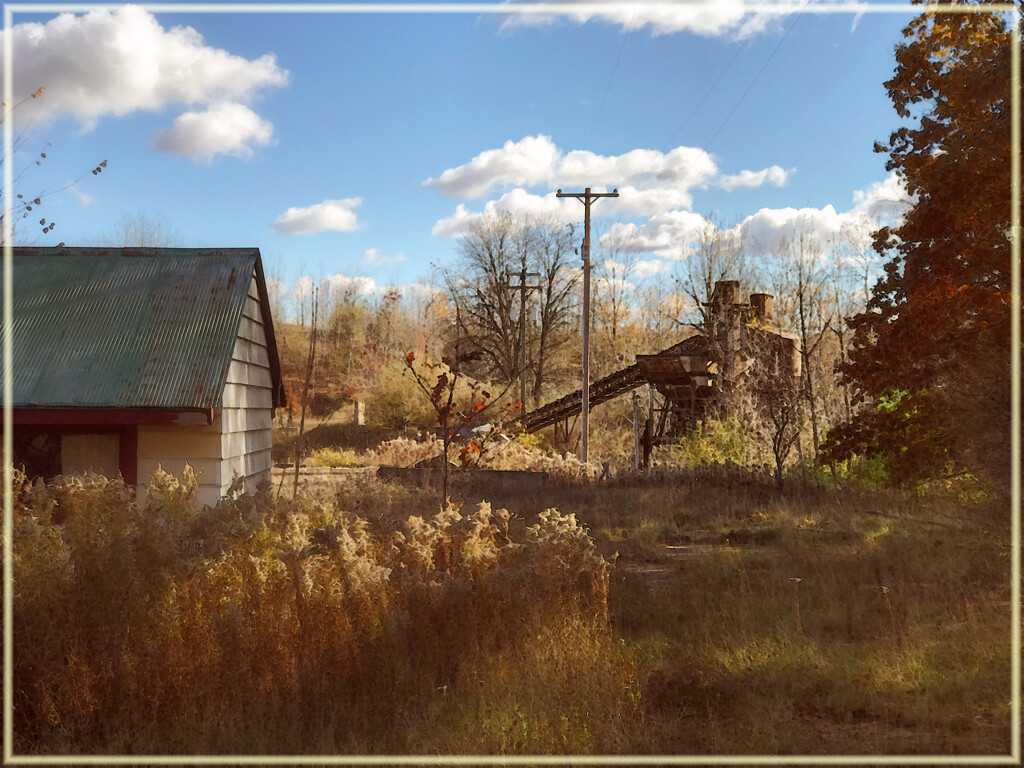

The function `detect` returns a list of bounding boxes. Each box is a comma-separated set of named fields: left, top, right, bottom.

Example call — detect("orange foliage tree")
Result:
left=824, top=2, right=1015, bottom=484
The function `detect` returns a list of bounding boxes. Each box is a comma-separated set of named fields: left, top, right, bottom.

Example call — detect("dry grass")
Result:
left=9, top=466, right=1013, bottom=758
left=10, top=468, right=628, bottom=756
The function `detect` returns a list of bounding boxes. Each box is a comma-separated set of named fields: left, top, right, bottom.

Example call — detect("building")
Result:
left=8, top=247, right=286, bottom=506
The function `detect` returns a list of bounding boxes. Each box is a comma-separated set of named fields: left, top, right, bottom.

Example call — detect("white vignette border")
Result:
left=2, top=2, right=1020, bottom=765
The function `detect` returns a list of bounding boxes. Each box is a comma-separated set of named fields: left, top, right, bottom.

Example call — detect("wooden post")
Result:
left=556, top=186, right=618, bottom=465
left=632, top=390, right=640, bottom=471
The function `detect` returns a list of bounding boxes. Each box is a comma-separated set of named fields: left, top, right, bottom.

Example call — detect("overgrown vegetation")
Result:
left=11, top=465, right=1011, bottom=757
left=10, top=469, right=625, bottom=755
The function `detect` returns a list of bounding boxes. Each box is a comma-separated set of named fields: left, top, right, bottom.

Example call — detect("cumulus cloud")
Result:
left=718, top=165, right=792, bottom=192
left=425, top=135, right=560, bottom=198
left=322, top=273, right=379, bottom=298
left=363, top=248, right=408, bottom=265
left=595, top=173, right=909, bottom=271
left=428, top=135, right=790, bottom=236
left=634, top=259, right=673, bottom=279
left=432, top=190, right=579, bottom=238
left=498, top=0, right=787, bottom=39
left=599, top=209, right=713, bottom=258
left=152, top=102, right=273, bottom=162
left=5, top=5, right=287, bottom=159
left=851, top=173, right=914, bottom=220
left=425, top=135, right=719, bottom=200
left=271, top=198, right=364, bottom=236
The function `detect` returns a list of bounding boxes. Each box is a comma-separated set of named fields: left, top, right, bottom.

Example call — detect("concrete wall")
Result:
left=219, top=273, right=274, bottom=497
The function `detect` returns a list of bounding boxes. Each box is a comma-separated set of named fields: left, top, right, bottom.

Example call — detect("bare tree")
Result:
left=445, top=212, right=578, bottom=406
left=770, top=231, right=834, bottom=457
left=747, top=331, right=804, bottom=489
left=1, top=87, right=107, bottom=245
left=675, top=218, right=750, bottom=332
left=103, top=211, right=181, bottom=247
left=592, top=248, right=637, bottom=376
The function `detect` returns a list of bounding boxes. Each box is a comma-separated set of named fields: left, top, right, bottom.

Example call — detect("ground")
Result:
left=272, top=465, right=1013, bottom=756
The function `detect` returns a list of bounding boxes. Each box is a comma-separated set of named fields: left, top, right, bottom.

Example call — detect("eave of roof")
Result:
left=7, top=247, right=285, bottom=411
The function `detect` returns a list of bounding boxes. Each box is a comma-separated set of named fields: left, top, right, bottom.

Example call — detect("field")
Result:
left=10, top=463, right=1013, bottom=759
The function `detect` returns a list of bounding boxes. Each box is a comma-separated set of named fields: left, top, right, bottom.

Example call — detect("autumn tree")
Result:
left=748, top=332, right=805, bottom=489
left=824, top=3, right=1015, bottom=485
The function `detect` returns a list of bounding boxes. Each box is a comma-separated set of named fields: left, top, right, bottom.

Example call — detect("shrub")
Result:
left=10, top=468, right=624, bottom=755
left=306, top=446, right=364, bottom=468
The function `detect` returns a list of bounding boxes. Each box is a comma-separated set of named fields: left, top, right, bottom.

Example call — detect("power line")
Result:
left=658, top=8, right=768, bottom=154
left=645, top=2, right=807, bottom=224
left=583, top=0, right=641, bottom=151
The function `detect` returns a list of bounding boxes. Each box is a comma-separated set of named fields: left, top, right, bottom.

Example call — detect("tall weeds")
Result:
left=9, top=469, right=629, bottom=755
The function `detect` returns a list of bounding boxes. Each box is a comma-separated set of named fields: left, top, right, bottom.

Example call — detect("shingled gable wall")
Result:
left=136, top=270, right=274, bottom=507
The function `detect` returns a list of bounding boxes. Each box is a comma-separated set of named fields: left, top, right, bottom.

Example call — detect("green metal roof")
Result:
left=7, top=247, right=283, bottom=410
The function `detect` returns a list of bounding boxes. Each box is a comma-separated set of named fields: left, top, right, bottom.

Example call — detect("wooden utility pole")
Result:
left=506, top=266, right=539, bottom=410
left=556, top=186, right=618, bottom=464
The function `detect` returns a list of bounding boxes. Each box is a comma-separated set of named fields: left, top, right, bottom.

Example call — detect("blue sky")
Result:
left=7, top=1, right=918, bottom=307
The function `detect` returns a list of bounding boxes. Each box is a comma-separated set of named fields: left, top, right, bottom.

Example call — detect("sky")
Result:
left=5, top=1, right=923, bottom=312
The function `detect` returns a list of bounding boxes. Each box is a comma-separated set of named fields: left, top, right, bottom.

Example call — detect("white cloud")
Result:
left=735, top=204, right=851, bottom=255
left=498, top=0, right=787, bottom=39
left=718, top=165, right=792, bottom=192
left=850, top=173, right=914, bottom=220
left=594, top=275, right=635, bottom=295
left=424, top=135, right=560, bottom=198
left=432, top=190, right=579, bottom=238
left=428, top=135, right=791, bottom=236
left=634, top=259, right=673, bottom=279
left=7, top=5, right=287, bottom=124
left=322, top=273, right=379, bottom=298
left=597, top=174, right=909, bottom=263
left=426, top=135, right=720, bottom=201
left=152, top=102, right=273, bottom=162
left=5, top=5, right=287, bottom=157
left=271, top=198, right=364, bottom=236
left=363, top=248, right=407, bottom=265
left=599, top=210, right=712, bottom=258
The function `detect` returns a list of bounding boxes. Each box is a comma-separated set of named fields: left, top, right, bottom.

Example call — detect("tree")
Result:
left=770, top=230, right=835, bottom=457
left=675, top=218, right=749, bottom=332
left=446, top=213, right=578, bottom=406
left=102, top=211, right=181, bottom=247
left=824, top=3, right=1015, bottom=485
left=747, top=329, right=805, bottom=489
left=1, top=87, right=106, bottom=245
left=403, top=351, right=516, bottom=504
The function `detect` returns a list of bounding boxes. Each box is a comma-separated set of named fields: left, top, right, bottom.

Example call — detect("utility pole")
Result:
left=556, top=186, right=618, bottom=464
left=505, top=266, right=539, bottom=410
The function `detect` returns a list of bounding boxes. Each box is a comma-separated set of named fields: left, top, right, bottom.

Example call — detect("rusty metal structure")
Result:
left=522, top=281, right=800, bottom=447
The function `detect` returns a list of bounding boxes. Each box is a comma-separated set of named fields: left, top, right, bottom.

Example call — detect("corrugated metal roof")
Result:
left=7, top=247, right=262, bottom=410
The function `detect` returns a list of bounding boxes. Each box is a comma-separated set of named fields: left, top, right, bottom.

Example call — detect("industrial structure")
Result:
left=523, top=281, right=801, bottom=456
left=8, top=247, right=286, bottom=505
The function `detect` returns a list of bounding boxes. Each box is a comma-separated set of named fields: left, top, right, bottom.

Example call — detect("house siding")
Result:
left=220, top=274, right=274, bottom=497
left=137, top=415, right=223, bottom=506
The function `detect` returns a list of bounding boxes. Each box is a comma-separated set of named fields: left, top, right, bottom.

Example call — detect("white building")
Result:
left=9, top=247, right=286, bottom=506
